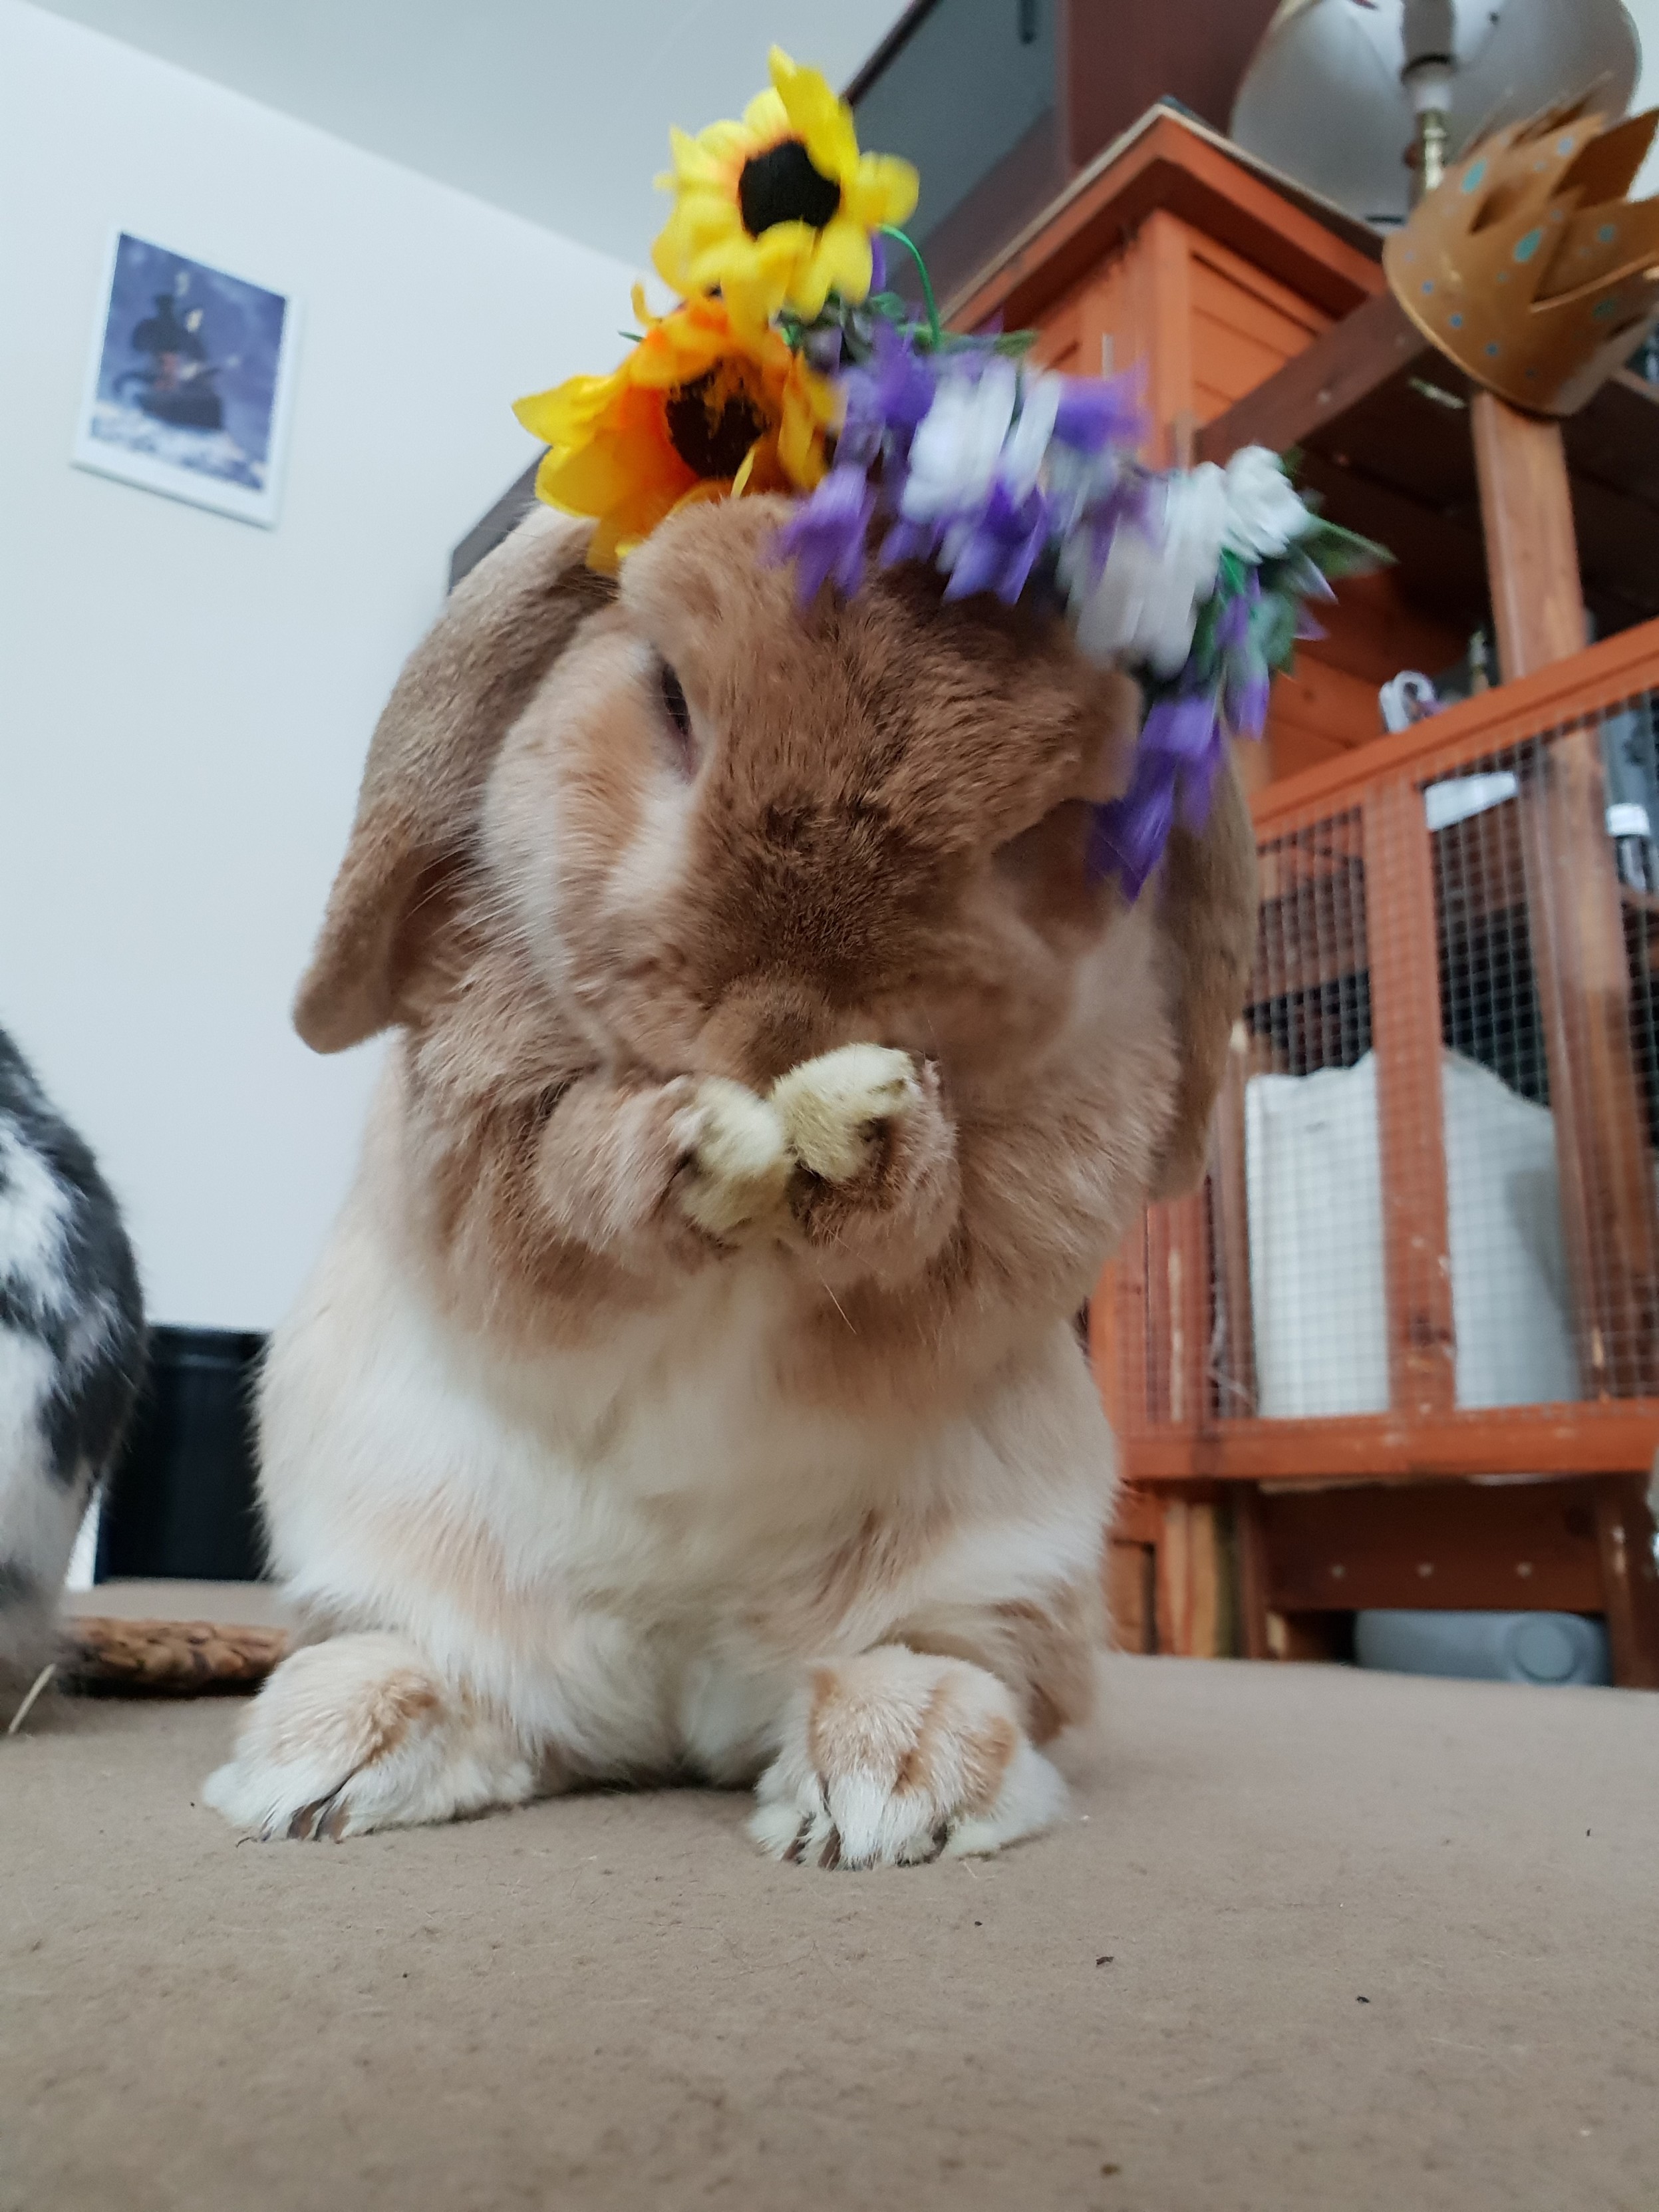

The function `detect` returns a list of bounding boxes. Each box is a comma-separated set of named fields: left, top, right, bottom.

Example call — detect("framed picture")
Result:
left=72, top=231, right=299, bottom=528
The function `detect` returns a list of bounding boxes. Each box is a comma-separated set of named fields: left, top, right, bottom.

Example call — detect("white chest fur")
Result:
left=257, top=1195, right=1110, bottom=1780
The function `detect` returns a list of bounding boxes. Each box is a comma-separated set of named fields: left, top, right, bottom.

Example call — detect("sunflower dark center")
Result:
left=737, top=137, right=841, bottom=236
left=665, top=366, right=768, bottom=480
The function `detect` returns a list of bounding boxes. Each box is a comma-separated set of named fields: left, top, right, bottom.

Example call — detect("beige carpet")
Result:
left=5, top=1653, right=1657, bottom=2212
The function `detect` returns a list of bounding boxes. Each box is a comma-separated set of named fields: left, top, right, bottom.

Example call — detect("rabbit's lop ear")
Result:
left=1147, top=754, right=1259, bottom=1202
left=294, top=508, right=610, bottom=1053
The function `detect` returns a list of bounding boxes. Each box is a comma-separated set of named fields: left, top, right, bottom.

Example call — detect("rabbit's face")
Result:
left=483, top=498, right=1142, bottom=1092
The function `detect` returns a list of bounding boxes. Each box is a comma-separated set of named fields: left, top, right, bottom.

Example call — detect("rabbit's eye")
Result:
left=658, top=661, right=696, bottom=772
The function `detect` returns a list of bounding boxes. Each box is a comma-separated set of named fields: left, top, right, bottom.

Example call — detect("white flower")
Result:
left=998, top=370, right=1061, bottom=500
left=1066, top=463, right=1230, bottom=675
left=1221, top=444, right=1314, bottom=560
left=899, top=361, right=1061, bottom=526
left=901, top=358, right=1018, bottom=523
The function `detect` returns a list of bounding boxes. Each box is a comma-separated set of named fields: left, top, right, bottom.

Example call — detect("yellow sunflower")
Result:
left=512, top=291, right=835, bottom=571
left=652, top=47, right=919, bottom=332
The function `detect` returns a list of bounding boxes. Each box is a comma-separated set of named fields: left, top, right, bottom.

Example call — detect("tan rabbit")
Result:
left=205, top=495, right=1257, bottom=1865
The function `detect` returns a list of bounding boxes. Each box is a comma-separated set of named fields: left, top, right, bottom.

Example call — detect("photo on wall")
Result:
left=72, top=232, right=299, bottom=527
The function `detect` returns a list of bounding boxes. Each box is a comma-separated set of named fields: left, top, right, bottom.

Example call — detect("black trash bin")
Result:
left=95, top=1327, right=267, bottom=1582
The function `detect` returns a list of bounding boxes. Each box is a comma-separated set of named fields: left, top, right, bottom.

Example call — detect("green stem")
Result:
left=877, top=225, right=941, bottom=348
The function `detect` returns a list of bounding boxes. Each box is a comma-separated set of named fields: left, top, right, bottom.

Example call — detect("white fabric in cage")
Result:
left=1245, top=1051, right=1580, bottom=1418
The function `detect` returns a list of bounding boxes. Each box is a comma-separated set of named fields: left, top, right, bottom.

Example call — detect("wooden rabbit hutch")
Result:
left=954, top=103, right=1659, bottom=1682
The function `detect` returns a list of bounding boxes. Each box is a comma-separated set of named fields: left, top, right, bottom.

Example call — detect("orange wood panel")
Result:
left=1116, top=1403, right=1659, bottom=1483
left=1251, top=619, right=1659, bottom=832
left=1112, top=1485, right=1163, bottom=1545
left=1144, top=1185, right=1209, bottom=1428
left=1235, top=1486, right=1272, bottom=1659
left=1139, top=209, right=1196, bottom=467
left=1085, top=249, right=1140, bottom=387
left=1303, top=572, right=1468, bottom=692
left=1187, top=233, right=1330, bottom=422
left=952, top=110, right=1384, bottom=337
left=1265, top=655, right=1384, bottom=770
left=1030, top=287, right=1084, bottom=375
left=1092, top=1227, right=1149, bottom=1440
left=1362, top=780, right=1457, bottom=1417
left=1253, top=1480, right=1604, bottom=1613
left=1153, top=1497, right=1223, bottom=1657
left=1263, top=722, right=1352, bottom=781
left=1104, top=1539, right=1157, bottom=1653
left=1592, top=1476, right=1659, bottom=1688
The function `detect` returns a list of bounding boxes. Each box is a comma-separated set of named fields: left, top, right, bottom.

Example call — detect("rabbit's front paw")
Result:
left=770, top=1044, right=921, bottom=1185
left=750, top=1647, right=1066, bottom=1870
left=203, top=1633, right=536, bottom=1840
left=673, top=1078, right=792, bottom=1239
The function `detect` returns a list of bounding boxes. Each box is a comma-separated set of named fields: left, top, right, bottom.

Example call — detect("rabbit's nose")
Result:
left=694, top=976, right=844, bottom=1089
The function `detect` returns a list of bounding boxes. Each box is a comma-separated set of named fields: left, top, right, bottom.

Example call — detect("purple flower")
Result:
left=1224, top=661, right=1272, bottom=738
left=1053, top=371, right=1145, bottom=455
left=837, top=320, right=937, bottom=470
left=1215, top=589, right=1252, bottom=655
left=939, top=479, right=1053, bottom=605
left=1215, top=579, right=1271, bottom=738
left=1090, top=686, right=1229, bottom=898
left=772, top=464, right=877, bottom=601
left=878, top=514, right=941, bottom=567
left=1090, top=758, right=1177, bottom=902
left=1141, top=689, right=1223, bottom=767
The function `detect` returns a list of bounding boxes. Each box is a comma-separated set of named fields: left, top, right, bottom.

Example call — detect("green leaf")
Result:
left=1300, top=516, right=1392, bottom=577
left=1254, top=590, right=1300, bottom=673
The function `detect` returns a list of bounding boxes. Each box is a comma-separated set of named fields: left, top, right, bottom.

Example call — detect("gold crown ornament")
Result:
left=1384, top=99, right=1659, bottom=417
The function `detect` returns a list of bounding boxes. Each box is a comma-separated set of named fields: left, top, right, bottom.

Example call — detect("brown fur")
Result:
left=904, top=1580, right=1106, bottom=1746
left=298, top=492, right=1256, bottom=1400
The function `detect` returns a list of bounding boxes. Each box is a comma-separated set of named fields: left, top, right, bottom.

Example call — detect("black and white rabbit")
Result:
left=0, top=1027, right=144, bottom=1712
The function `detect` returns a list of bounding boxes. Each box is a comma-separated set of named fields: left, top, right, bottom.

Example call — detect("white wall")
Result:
left=0, top=0, right=638, bottom=1329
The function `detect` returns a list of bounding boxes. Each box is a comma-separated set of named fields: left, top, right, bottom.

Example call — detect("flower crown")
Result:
left=514, top=47, right=1384, bottom=898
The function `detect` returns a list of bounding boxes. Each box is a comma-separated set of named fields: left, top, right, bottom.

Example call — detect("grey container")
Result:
left=1354, top=1610, right=1611, bottom=1686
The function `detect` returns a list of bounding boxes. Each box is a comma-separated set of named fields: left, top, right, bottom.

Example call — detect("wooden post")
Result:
left=1211, top=1023, right=1258, bottom=1418
left=1471, top=391, right=1659, bottom=1397
left=1469, top=396, right=1586, bottom=674
left=1363, top=780, right=1457, bottom=1413
left=1235, top=1484, right=1272, bottom=1660
left=1153, top=1496, right=1223, bottom=1657
left=1592, top=1476, right=1659, bottom=1688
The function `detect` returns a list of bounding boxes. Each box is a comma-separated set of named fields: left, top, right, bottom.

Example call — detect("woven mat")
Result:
left=60, top=1580, right=291, bottom=1694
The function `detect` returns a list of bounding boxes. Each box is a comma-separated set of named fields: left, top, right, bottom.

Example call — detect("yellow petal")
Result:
left=770, top=47, right=859, bottom=180
left=775, top=391, right=826, bottom=488
left=741, top=86, right=790, bottom=141
left=514, top=371, right=620, bottom=446
left=800, top=218, right=873, bottom=310
left=845, top=152, right=920, bottom=228
left=651, top=228, right=687, bottom=294
left=673, top=196, right=751, bottom=255
left=690, top=118, right=754, bottom=168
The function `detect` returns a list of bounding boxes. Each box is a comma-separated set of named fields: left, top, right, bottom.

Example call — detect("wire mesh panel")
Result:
left=1112, top=653, right=1659, bottom=1448
left=1233, top=810, right=1388, bottom=1420
left=1423, top=738, right=1573, bottom=1407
